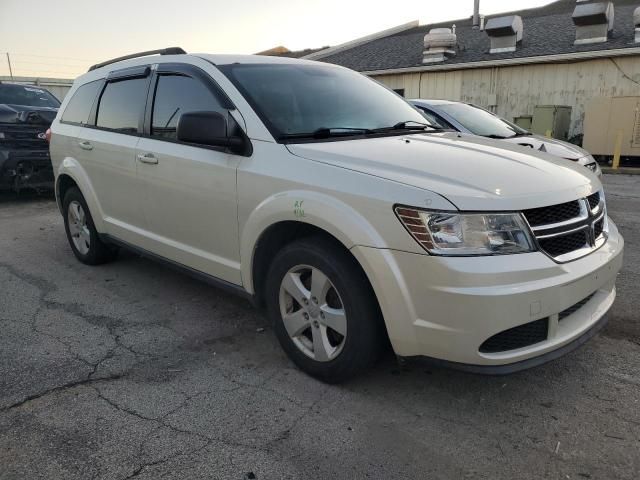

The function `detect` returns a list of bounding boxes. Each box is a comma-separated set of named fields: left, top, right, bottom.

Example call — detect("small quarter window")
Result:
left=418, top=109, right=451, bottom=129
left=61, top=81, right=101, bottom=124
left=96, top=78, right=148, bottom=133
left=151, top=75, right=225, bottom=140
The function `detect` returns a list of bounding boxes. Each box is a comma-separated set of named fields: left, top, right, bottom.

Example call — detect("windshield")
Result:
left=438, top=103, right=528, bottom=138
left=219, top=63, right=429, bottom=141
left=0, top=84, right=60, bottom=108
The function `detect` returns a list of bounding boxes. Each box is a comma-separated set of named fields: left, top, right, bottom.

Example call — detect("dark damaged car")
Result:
left=0, top=82, right=60, bottom=192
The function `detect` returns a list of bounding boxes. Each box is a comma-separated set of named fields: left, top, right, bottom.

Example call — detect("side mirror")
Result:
left=177, top=111, right=243, bottom=148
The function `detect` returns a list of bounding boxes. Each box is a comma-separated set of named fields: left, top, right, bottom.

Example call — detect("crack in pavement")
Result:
left=1, top=258, right=324, bottom=476
left=0, top=261, right=157, bottom=411
left=0, top=373, right=125, bottom=412
left=89, top=385, right=273, bottom=479
left=266, top=385, right=331, bottom=449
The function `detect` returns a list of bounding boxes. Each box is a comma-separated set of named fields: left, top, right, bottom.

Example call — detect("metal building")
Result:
left=304, top=0, right=640, bottom=150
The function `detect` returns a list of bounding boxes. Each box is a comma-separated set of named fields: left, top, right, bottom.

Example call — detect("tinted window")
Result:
left=219, top=64, right=426, bottom=141
left=437, top=103, right=529, bottom=138
left=96, top=78, right=148, bottom=133
left=0, top=84, right=60, bottom=108
left=61, top=81, right=101, bottom=124
left=417, top=108, right=452, bottom=129
left=151, top=75, right=224, bottom=139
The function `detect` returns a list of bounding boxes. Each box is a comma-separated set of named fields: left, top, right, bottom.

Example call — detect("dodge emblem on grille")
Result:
left=524, top=194, right=606, bottom=263
left=37, top=132, right=47, bottom=140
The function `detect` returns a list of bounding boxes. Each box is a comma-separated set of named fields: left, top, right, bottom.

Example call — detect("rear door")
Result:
left=76, top=66, right=151, bottom=239
left=135, top=63, right=242, bottom=284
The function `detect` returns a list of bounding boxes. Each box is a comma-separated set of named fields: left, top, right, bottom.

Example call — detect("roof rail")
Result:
left=88, top=47, right=187, bottom=72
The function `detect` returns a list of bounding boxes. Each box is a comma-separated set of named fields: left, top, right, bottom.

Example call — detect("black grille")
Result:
left=587, top=192, right=600, bottom=211
left=539, top=230, right=589, bottom=257
left=523, top=201, right=581, bottom=227
left=480, top=319, right=549, bottom=353
left=559, top=293, right=596, bottom=321
left=0, top=125, right=49, bottom=149
left=594, top=218, right=604, bottom=239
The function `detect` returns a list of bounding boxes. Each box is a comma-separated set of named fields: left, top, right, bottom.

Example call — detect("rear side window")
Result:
left=151, top=75, right=225, bottom=140
left=61, top=81, right=101, bottom=124
left=96, top=78, right=148, bottom=133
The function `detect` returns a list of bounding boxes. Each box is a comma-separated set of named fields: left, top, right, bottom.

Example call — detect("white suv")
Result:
left=49, top=48, right=624, bottom=382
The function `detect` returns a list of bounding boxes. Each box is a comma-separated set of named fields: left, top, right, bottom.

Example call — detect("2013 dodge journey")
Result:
left=49, top=48, right=624, bottom=382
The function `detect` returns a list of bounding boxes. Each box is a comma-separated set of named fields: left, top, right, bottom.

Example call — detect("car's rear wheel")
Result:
left=265, top=237, right=384, bottom=383
left=63, top=187, right=117, bottom=265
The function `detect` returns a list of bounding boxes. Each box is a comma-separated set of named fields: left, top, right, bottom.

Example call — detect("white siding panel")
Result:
left=373, top=56, right=640, bottom=138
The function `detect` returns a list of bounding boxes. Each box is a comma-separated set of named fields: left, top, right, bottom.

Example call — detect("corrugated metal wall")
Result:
left=373, top=56, right=640, bottom=138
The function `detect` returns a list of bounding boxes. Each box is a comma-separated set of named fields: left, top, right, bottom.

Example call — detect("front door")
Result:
left=135, top=67, right=242, bottom=284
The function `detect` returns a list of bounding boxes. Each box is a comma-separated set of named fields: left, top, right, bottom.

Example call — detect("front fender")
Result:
left=55, top=157, right=106, bottom=232
left=240, top=190, right=388, bottom=294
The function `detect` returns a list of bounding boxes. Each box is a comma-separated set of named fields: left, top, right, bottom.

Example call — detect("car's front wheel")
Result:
left=63, top=187, right=117, bottom=265
left=266, top=237, right=384, bottom=383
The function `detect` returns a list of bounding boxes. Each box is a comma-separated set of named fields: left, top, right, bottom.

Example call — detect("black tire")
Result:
left=62, top=187, right=118, bottom=265
left=265, top=236, right=385, bottom=383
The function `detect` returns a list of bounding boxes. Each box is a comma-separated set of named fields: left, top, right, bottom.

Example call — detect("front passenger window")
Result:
left=151, top=75, right=225, bottom=140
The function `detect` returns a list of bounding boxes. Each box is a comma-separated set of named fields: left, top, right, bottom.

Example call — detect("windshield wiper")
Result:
left=372, top=120, right=448, bottom=133
left=485, top=132, right=532, bottom=139
left=511, top=132, right=533, bottom=138
left=278, top=122, right=446, bottom=142
left=279, top=127, right=373, bottom=140
left=485, top=134, right=508, bottom=139
left=373, top=120, right=445, bottom=133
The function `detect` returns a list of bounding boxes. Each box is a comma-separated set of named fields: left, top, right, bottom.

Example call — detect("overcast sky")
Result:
left=0, top=0, right=552, bottom=78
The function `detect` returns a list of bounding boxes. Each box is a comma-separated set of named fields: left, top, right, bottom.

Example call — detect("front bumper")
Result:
left=0, top=148, right=54, bottom=192
left=352, top=220, right=624, bottom=368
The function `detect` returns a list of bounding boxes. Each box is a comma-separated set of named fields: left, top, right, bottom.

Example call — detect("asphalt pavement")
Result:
left=0, top=175, right=638, bottom=480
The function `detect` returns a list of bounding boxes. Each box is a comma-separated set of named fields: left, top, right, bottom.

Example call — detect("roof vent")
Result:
left=484, top=15, right=523, bottom=53
left=422, top=28, right=457, bottom=64
left=572, top=1, right=614, bottom=45
left=634, top=7, right=640, bottom=43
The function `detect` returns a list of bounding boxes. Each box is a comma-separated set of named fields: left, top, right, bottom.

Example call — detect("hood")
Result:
left=0, top=104, right=58, bottom=126
left=286, top=132, right=600, bottom=211
left=498, top=134, right=590, bottom=163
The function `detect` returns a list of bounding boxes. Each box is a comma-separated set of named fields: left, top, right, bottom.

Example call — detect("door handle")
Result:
left=78, top=140, right=93, bottom=151
left=137, top=153, right=158, bottom=165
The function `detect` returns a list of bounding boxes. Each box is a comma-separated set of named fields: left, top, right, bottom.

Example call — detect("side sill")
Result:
left=100, top=234, right=256, bottom=305
left=402, top=314, right=609, bottom=376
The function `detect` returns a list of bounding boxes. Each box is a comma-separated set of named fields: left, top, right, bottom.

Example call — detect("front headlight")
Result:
left=583, top=155, right=602, bottom=177
left=395, top=207, right=535, bottom=256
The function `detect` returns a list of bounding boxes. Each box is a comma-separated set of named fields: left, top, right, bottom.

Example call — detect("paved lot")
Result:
left=0, top=175, right=638, bottom=480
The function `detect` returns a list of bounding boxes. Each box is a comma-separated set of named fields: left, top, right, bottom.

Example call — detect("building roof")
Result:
left=258, top=46, right=330, bottom=58
left=316, top=0, right=640, bottom=72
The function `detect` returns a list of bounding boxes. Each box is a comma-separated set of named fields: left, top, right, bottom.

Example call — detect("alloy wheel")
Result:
left=67, top=200, right=91, bottom=255
left=278, top=265, right=347, bottom=362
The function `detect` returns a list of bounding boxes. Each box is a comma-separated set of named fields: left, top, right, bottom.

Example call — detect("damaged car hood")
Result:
left=286, top=132, right=599, bottom=211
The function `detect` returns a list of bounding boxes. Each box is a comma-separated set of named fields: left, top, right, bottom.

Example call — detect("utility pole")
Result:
left=6, top=53, right=14, bottom=80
